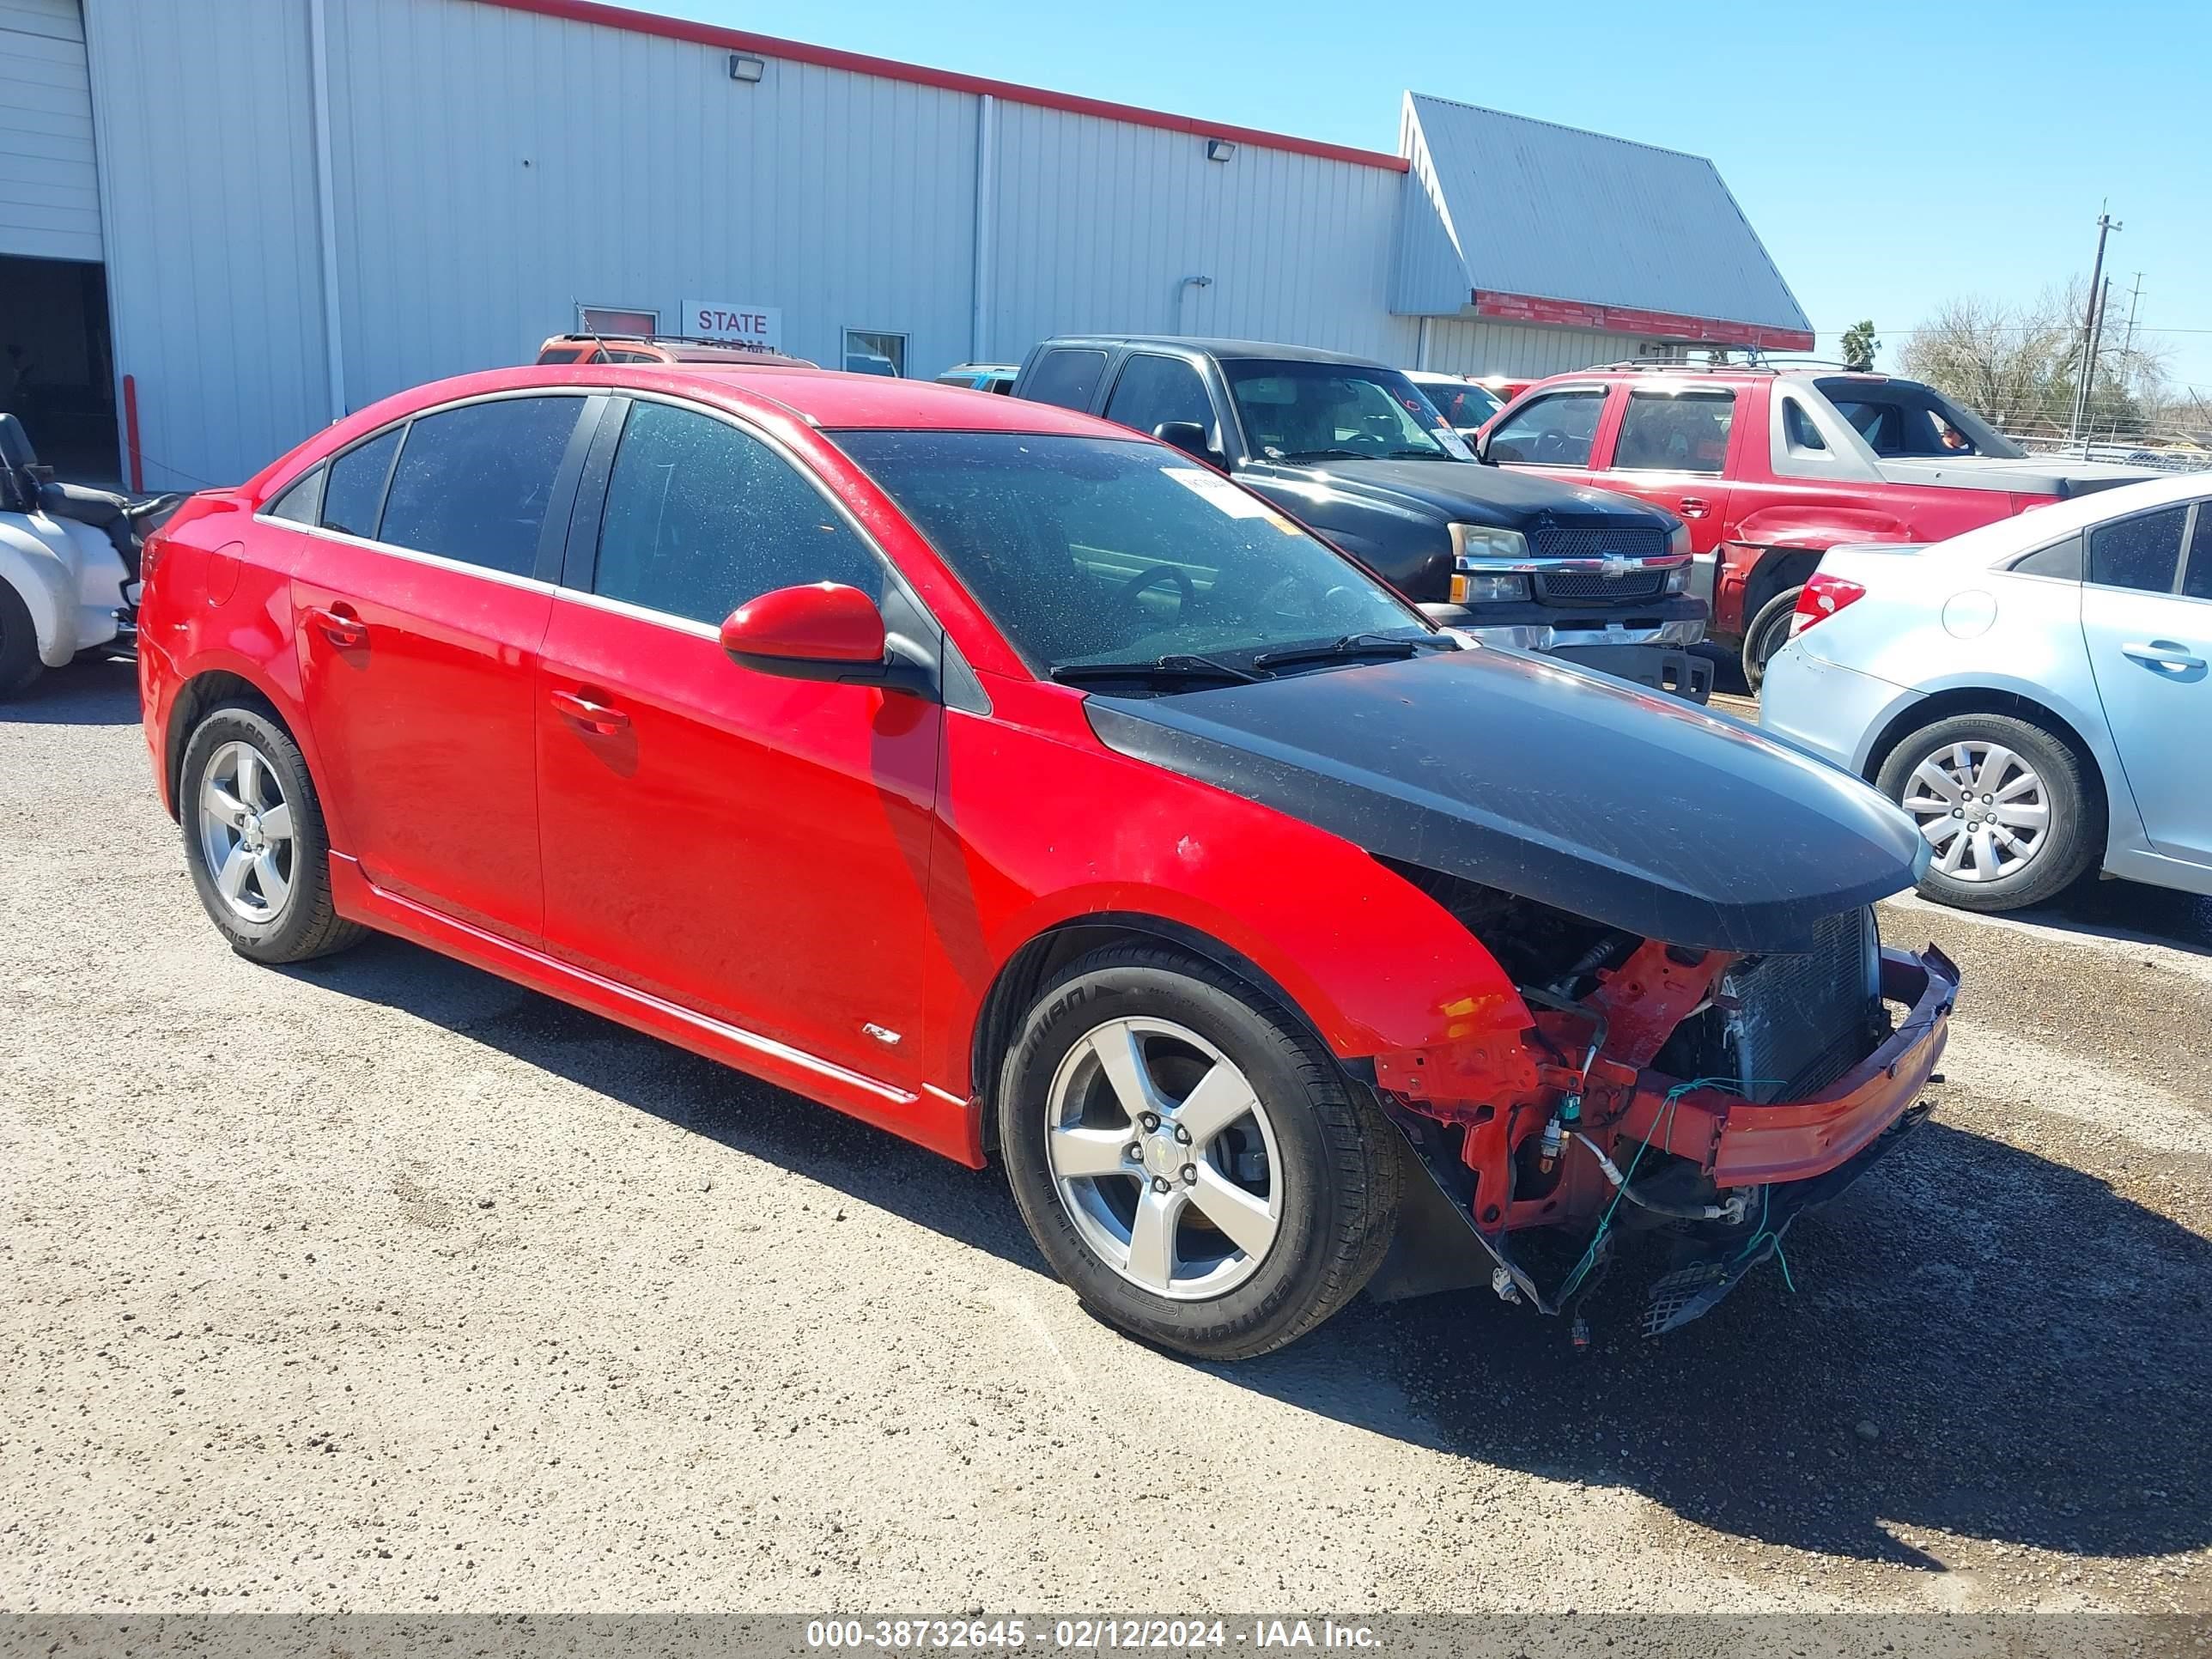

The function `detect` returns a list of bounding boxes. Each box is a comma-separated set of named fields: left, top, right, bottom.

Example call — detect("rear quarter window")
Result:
left=1022, top=349, right=1110, bottom=411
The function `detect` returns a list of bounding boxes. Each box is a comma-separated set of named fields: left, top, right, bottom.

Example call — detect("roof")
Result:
left=1040, top=336, right=1401, bottom=369
left=471, top=0, right=1408, bottom=172
left=1397, top=94, right=1813, bottom=349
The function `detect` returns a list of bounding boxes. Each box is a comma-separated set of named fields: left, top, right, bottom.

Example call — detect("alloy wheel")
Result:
left=197, top=740, right=296, bottom=921
left=1899, top=738, right=2051, bottom=883
left=1043, top=1017, right=1283, bottom=1301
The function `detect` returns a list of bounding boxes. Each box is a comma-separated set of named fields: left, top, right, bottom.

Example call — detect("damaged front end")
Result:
left=1365, top=863, right=1959, bottom=1337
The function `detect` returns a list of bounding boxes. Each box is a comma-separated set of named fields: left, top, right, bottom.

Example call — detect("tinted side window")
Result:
left=2090, top=506, right=2188, bottom=594
left=319, top=428, right=403, bottom=539
left=2186, top=507, right=2212, bottom=602
left=1782, top=398, right=1827, bottom=451
left=1103, top=354, right=1214, bottom=441
left=593, top=403, right=883, bottom=626
left=1613, top=391, right=1734, bottom=474
left=2012, top=532, right=2083, bottom=581
left=379, top=398, right=581, bottom=577
left=266, top=465, right=325, bottom=525
left=1486, top=391, right=1604, bottom=466
left=1023, top=349, right=1109, bottom=411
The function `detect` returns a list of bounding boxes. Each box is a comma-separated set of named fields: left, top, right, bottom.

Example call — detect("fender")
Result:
left=0, top=514, right=108, bottom=666
left=1732, top=504, right=1914, bottom=550
left=921, top=699, right=1534, bottom=1102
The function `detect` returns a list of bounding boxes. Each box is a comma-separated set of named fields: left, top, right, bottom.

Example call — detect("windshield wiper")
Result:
left=1275, top=448, right=1370, bottom=462
left=1050, top=653, right=1262, bottom=688
left=1249, top=632, right=1447, bottom=672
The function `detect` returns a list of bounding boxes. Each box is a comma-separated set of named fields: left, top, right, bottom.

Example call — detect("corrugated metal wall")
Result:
left=1422, top=317, right=1648, bottom=379
left=0, top=0, right=100, bottom=261
left=76, top=0, right=1650, bottom=489
left=81, top=0, right=330, bottom=491
left=988, top=100, right=1414, bottom=364
left=321, top=0, right=979, bottom=413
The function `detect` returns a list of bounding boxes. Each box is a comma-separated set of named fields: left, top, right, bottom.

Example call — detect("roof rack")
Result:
left=1575, top=351, right=1872, bottom=376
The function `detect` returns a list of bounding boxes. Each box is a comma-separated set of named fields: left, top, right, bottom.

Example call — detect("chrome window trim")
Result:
left=254, top=386, right=605, bottom=522
left=251, top=517, right=561, bottom=596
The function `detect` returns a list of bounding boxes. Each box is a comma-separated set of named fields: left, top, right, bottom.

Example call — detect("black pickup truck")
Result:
left=1012, top=336, right=1711, bottom=701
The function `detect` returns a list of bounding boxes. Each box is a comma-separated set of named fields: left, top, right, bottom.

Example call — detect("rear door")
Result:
left=2080, top=498, right=2212, bottom=863
left=291, top=392, right=601, bottom=943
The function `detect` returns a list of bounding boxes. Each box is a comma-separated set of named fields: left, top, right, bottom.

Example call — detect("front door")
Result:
left=291, top=393, right=597, bottom=943
left=2081, top=498, right=2212, bottom=863
left=533, top=398, right=940, bottom=1087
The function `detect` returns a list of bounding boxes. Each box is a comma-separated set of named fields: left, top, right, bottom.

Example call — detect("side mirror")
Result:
left=1470, top=429, right=1493, bottom=465
left=720, top=582, right=889, bottom=683
left=1152, top=420, right=1224, bottom=469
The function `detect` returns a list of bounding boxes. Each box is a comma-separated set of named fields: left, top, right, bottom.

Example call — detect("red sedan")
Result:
left=138, top=363, right=1955, bottom=1357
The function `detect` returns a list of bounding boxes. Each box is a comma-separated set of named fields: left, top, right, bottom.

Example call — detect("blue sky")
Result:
left=672, top=0, right=2212, bottom=400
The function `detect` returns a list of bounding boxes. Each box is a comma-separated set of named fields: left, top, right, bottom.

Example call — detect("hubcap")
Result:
left=197, top=740, right=296, bottom=922
left=1043, top=1017, right=1282, bottom=1301
left=1899, top=739, right=2052, bottom=884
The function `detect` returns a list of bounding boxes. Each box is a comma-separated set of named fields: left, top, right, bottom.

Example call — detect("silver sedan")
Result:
left=1760, top=474, right=2212, bottom=913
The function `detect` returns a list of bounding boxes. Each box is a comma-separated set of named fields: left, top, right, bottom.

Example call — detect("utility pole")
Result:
left=2067, top=204, right=2121, bottom=447
left=2121, top=272, right=2143, bottom=354
left=2081, top=275, right=2115, bottom=443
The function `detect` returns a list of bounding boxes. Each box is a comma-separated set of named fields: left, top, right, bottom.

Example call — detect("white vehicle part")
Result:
left=0, top=511, right=128, bottom=666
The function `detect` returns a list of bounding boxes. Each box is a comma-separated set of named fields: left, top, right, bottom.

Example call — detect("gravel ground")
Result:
left=3, top=659, right=2208, bottom=1614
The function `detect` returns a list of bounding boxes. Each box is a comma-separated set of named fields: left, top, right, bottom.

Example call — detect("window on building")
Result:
left=378, top=397, right=582, bottom=578
left=1022, top=349, right=1109, bottom=411
left=1613, top=390, right=1734, bottom=474
left=319, top=427, right=404, bottom=540
left=579, top=305, right=657, bottom=337
left=1484, top=390, right=1604, bottom=467
left=593, top=402, right=884, bottom=626
left=842, top=330, right=906, bottom=378
left=2089, top=505, right=2189, bottom=595
left=1103, top=354, right=1214, bottom=444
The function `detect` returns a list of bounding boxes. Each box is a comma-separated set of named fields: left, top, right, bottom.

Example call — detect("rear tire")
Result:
left=1741, top=586, right=1802, bottom=694
left=179, top=703, right=368, bottom=963
left=1875, top=712, right=2101, bottom=913
left=996, top=944, right=1400, bottom=1360
left=0, top=579, right=42, bottom=697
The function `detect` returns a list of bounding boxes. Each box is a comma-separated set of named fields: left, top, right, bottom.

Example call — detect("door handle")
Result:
left=550, top=687, right=630, bottom=734
left=1677, top=496, right=1711, bottom=519
left=2121, top=640, right=2206, bottom=672
left=305, top=605, right=367, bottom=648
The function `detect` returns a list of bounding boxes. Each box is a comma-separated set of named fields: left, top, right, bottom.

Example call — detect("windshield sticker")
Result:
left=1163, top=466, right=1294, bottom=527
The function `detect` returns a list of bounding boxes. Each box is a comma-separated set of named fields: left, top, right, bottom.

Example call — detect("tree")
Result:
left=1840, top=320, right=1880, bottom=372
left=1898, top=281, right=2170, bottom=443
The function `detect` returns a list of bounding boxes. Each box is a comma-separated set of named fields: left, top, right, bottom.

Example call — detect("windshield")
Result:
left=830, top=431, right=1431, bottom=676
left=1813, top=377, right=2026, bottom=460
left=1223, top=361, right=1469, bottom=463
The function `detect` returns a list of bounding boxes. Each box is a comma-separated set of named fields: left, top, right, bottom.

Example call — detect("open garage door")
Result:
left=1, top=0, right=116, bottom=480
left=2, top=0, right=102, bottom=263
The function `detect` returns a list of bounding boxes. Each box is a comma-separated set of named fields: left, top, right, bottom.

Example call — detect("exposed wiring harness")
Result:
left=1552, top=1075, right=1778, bottom=1308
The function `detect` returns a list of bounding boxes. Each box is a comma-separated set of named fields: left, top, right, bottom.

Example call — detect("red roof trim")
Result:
left=1472, top=289, right=1815, bottom=352
left=471, top=0, right=1412, bottom=173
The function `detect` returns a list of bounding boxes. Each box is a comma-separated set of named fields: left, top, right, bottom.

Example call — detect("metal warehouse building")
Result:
left=1, top=0, right=1813, bottom=491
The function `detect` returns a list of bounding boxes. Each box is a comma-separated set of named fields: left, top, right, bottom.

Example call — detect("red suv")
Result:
left=137, top=363, right=1955, bottom=1356
left=1477, top=363, right=2158, bottom=687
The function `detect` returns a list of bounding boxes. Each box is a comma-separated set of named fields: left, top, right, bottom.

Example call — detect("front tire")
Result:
left=179, top=703, right=368, bottom=963
left=1741, top=585, right=1802, bottom=694
left=1875, top=712, right=2102, bottom=912
left=996, top=945, right=1400, bottom=1360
